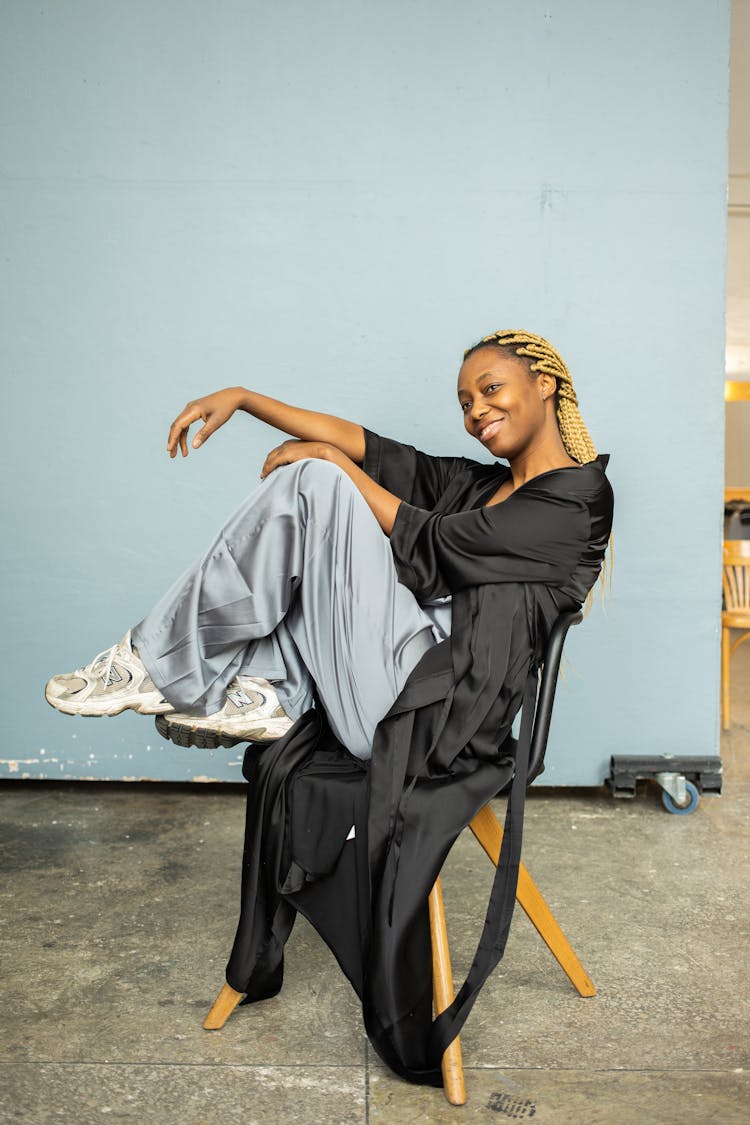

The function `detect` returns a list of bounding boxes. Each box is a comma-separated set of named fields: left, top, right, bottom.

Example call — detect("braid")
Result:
left=464, top=329, right=598, bottom=464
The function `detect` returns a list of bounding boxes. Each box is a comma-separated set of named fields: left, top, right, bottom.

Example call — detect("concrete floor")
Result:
left=2, top=654, right=749, bottom=1125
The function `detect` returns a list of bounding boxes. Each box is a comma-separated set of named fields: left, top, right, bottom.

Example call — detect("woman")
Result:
left=45, top=328, right=614, bottom=1086
left=45, top=328, right=611, bottom=750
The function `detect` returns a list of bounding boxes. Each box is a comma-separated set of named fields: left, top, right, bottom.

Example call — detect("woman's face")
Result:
left=457, top=346, right=552, bottom=460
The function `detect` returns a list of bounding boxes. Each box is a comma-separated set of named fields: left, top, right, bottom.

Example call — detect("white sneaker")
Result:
left=45, top=630, right=174, bottom=717
left=156, top=676, right=294, bottom=748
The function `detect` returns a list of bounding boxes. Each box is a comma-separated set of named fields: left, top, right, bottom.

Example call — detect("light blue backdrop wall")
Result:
left=0, top=0, right=729, bottom=783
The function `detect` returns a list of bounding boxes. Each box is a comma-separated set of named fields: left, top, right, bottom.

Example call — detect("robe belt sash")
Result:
left=366, top=651, right=538, bottom=1063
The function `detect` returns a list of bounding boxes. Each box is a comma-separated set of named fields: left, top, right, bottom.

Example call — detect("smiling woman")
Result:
left=459, top=347, right=578, bottom=506
left=459, top=328, right=597, bottom=463
left=42, top=327, right=614, bottom=1085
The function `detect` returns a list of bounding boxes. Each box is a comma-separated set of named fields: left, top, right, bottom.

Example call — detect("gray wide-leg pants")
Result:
left=131, top=459, right=448, bottom=760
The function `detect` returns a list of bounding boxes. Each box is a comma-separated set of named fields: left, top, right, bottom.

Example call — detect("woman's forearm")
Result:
left=236, top=388, right=366, bottom=464
left=325, top=450, right=401, bottom=535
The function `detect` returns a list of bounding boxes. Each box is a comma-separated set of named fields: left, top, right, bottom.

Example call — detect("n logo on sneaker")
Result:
left=227, top=687, right=263, bottom=709
left=104, top=664, right=131, bottom=688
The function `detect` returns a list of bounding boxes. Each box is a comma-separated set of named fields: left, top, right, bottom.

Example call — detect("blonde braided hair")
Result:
left=464, top=328, right=612, bottom=618
left=464, top=329, right=597, bottom=464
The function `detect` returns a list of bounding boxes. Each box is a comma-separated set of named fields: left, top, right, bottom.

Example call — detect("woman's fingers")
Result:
left=192, top=415, right=222, bottom=449
left=260, top=440, right=331, bottom=479
left=167, top=395, right=240, bottom=457
left=259, top=451, right=278, bottom=478
left=167, top=404, right=202, bottom=458
left=260, top=441, right=294, bottom=478
left=167, top=405, right=217, bottom=457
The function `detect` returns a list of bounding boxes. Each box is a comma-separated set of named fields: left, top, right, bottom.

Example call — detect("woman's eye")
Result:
left=485, top=383, right=501, bottom=394
left=460, top=401, right=470, bottom=412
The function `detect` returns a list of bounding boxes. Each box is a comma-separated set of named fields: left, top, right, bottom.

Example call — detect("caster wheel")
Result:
left=661, top=779, right=699, bottom=815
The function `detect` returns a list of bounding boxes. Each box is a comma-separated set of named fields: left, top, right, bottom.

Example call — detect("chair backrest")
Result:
left=528, top=610, right=583, bottom=779
left=529, top=609, right=583, bottom=777
left=723, top=539, right=750, bottom=613
left=498, top=609, right=583, bottom=785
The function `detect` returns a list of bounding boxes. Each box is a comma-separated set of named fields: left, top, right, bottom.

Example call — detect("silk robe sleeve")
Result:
left=361, top=426, right=486, bottom=509
left=390, top=481, right=590, bottom=600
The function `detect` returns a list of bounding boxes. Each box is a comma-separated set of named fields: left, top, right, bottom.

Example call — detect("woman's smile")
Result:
left=477, top=418, right=505, bottom=443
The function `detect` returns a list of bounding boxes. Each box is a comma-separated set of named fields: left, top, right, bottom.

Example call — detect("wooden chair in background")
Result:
left=722, top=539, right=750, bottom=730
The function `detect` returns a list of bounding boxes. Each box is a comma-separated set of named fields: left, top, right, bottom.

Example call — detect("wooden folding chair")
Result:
left=202, top=610, right=595, bottom=1106
left=722, top=539, right=750, bottom=730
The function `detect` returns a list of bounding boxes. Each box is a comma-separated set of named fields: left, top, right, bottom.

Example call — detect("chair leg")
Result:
left=428, top=877, right=467, bottom=1106
left=203, top=982, right=245, bottom=1030
left=205, top=902, right=468, bottom=1104
left=469, top=804, right=596, bottom=998
left=722, top=624, right=731, bottom=731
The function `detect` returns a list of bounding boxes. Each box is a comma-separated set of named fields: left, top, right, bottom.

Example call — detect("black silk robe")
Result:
left=224, top=429, right=614, bottom=1085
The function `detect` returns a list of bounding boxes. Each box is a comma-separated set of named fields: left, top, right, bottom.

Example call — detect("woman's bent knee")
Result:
left=282, top=457, right=362, bottom=505
left=265, top=458, right=349, bottom=486
left=296, top=457, right=352, bottom=485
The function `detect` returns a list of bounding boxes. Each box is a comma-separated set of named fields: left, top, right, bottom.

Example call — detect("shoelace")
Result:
left=76, top=632, right=131, bottom=689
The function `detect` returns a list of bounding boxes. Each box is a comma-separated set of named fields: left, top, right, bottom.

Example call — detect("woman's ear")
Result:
left=539, top=373, right=557, bottom=402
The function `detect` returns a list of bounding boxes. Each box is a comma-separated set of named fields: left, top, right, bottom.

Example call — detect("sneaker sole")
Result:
left=45, top=690, right=173, bottom=717
left=154, top=714, right=291, bottom=749
left=155, top=714, right=244, bottom=749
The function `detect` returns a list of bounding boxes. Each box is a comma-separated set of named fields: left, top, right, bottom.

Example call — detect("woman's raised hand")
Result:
left=167, top=388, right=244, bottom=458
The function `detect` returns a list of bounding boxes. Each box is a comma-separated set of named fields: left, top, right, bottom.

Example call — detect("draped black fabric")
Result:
left=225, top=429, right=614, bottom=1085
